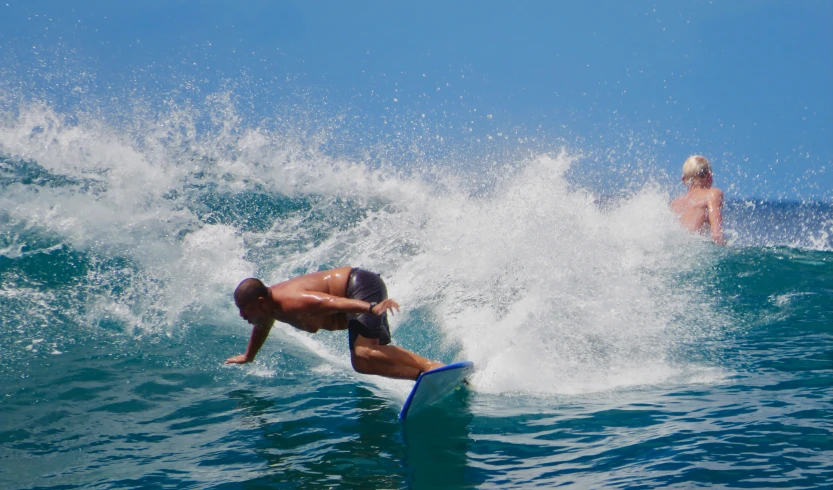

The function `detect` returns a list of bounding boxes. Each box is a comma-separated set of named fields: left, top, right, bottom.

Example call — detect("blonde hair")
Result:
left=681, top=155, right=712, bottom=184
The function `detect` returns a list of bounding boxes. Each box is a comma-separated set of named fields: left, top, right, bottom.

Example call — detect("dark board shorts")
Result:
left=345, top=268, right=392, bottom=351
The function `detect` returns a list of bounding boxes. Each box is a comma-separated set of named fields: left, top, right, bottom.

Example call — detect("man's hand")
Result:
left=371, top=298, right=400, bottom=316
left=225, top=354, right=252, bottom=365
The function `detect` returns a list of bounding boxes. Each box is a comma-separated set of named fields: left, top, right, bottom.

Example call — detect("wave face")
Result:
left=1, top=96, right=831, bottom=488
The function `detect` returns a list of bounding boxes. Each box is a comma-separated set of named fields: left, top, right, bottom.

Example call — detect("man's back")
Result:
left=272, top=266, right=353, bottom=298
left=671, top=188, right=713, bottom=232
left=671, top=187, right=725, bottom=244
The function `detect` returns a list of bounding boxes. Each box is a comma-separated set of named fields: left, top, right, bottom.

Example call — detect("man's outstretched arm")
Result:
left=226, top=320, right=274, bottom=364
left=282, top=291, right=400, bottom=316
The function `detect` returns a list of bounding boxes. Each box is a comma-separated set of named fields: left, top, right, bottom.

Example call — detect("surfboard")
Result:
left=398, top=361, right=474, bottom=421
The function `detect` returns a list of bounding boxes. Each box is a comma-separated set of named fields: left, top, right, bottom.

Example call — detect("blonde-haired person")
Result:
left=670, top=155, right=726, bottom=245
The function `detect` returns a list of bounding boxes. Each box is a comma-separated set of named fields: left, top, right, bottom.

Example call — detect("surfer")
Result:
left=670, top=155, right=726, bottom=245
left=225, top=267, right=444, bottom=380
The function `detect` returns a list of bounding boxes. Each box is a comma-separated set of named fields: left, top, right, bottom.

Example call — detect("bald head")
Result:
left=234, top=278, right=269, bottom=307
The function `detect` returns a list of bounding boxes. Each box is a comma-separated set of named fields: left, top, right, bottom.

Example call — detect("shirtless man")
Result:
left=225, top=267, right=444, bottom=380
left=670, top=155, right=726, bottom=245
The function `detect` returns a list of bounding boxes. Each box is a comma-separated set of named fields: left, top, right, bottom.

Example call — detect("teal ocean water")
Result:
left=1, top=103, right=831, bottom=489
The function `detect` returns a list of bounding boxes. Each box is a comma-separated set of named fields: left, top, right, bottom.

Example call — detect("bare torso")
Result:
left=670, top=186, right=725, bottom=245
left=268, top=266, right=353, bottom=332
left=671, top=188, right=713, bottom=234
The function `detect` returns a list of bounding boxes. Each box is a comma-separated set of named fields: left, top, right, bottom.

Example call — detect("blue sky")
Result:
left=1, top=0, right=831, bottom=200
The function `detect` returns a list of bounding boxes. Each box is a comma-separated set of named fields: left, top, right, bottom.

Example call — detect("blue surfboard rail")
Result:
left=398, top=361, right=474, bottom=421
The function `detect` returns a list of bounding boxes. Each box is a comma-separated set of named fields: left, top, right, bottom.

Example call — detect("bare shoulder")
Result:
left=267, top=282, right=293, bottom=302
left=669, top=197, right=683, bottom=213
left=670, top=195, right=687, bottom=212
left=707, top=188, right=724, bottom=203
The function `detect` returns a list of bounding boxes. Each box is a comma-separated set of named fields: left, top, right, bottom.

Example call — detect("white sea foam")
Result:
left=0, top=94, right=729, bottom=395
left=366, top=155, right=717, bottom=395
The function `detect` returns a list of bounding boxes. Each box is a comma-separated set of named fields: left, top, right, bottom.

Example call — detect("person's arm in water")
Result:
left=707, top=189, right=726, bottom=246
left=225, top=319, right=275, bottom=364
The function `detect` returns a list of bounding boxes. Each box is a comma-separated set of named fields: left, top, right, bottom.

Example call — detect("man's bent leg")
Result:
left=351, top=335, right=444, bottom=380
